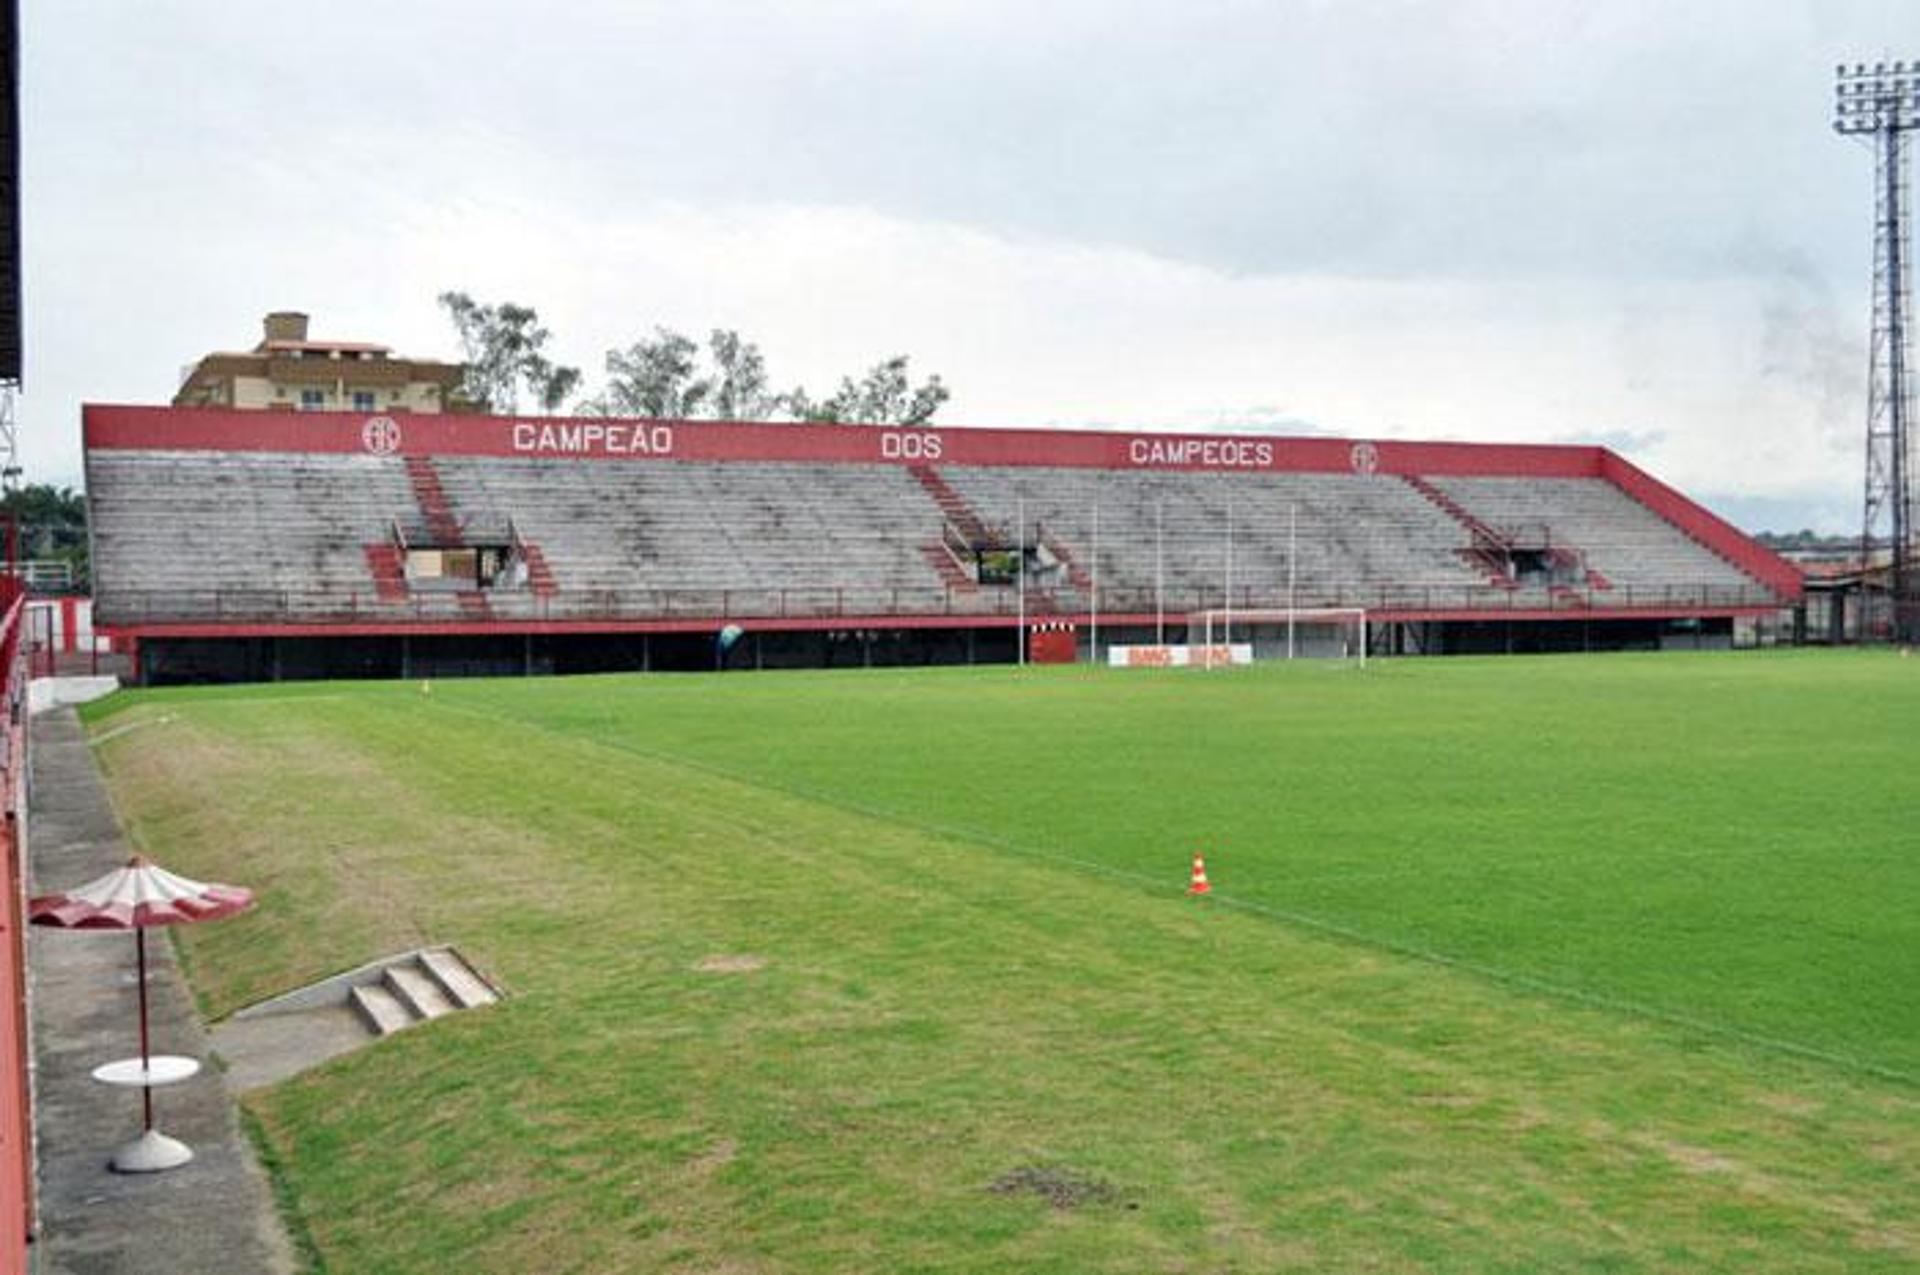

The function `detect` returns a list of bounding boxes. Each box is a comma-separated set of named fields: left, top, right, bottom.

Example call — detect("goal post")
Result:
left=1189, top=607, right=1368, bottom=668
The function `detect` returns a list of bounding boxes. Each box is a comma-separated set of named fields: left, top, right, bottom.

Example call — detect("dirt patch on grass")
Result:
left=695, top=954, right=767, bottom=974
left=987, top=1165, right=1125, bottom=1211
left=437, top=1167, right=544, bottom=1212
left=1755, top=1092, right=1821, bottom=1118
left=1658, top=1140, right=1738, bottom=1175
left=1853, top=1225, right=1917, bottom=1256
left=689, top=1138, right=739, bottom=1175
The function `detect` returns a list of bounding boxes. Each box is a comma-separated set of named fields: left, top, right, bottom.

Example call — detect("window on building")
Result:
left=352, top=391, right=377, bottom=412
left=298, top=389, right=326, bottom=411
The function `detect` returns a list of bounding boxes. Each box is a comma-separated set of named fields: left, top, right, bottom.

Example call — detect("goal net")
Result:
left=1188, top=607, right=1368, bottom=667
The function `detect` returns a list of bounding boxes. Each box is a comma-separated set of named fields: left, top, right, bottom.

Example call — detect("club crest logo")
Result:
left=361, top=416, right=402, bottom=456
left=1349, top=441, right=1379, bottom=476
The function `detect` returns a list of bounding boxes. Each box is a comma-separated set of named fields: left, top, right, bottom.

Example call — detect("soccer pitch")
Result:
left=84, top=650, right=1918, bottom=1272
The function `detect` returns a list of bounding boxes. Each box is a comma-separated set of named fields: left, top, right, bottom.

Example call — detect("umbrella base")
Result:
left=111, top=1129, right=194, bottom=1174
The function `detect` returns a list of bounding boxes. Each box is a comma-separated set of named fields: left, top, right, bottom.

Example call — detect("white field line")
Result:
left=89, top=690, right=354, bottom=742
left=86, top=714, right=174, bottom=747
left=169, top=693, right=355, bottom=709
left=422, top=695, right=1918, bottom=1088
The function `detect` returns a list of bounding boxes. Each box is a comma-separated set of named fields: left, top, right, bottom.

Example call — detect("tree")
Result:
left=588, top=327, right=712, bottom=419
left=707, top=329, right=785, bottom=422
left=437, top=291, right=581, bottom=415
left=584, top=328, right=796, bottom=421
left=791, top=355, right=949, bottom=426
left=573, top=319, right=951, bottom=425
left=525, top=354, right=582, bottom=416
left=1, top=484, right=90, bottom=587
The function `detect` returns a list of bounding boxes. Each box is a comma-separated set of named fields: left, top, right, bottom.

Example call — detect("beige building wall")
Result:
left=224, top=376, right=446, bottom=413
left=172, top=312, right=467, bottom=414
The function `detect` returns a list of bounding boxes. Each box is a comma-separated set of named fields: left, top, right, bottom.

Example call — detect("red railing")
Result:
left=93, top=579, right=1791, bottom=630
left=0, top=575, right=34, bottom=1270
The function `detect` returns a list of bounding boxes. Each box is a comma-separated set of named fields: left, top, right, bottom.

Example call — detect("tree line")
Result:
left=1, top=485, right=88, bottom=587
left=439, top=292, right=950, bottom=426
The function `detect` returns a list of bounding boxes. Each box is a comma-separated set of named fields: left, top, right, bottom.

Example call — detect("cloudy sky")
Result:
left=21, top=1, right=1914, bottom=531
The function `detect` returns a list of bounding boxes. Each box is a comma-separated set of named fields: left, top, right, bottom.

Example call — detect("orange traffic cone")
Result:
left=1187, top=854, right=1212, bottom=897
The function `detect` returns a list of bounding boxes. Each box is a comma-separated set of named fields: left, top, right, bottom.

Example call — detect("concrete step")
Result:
left=384, top=963, right=456, bottom=1020
left=349, top=982, right=416, bottom=1037
left=421, top=948, right=499, bottom=1010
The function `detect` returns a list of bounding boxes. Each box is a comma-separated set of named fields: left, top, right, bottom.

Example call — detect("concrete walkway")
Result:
left=27, top=708, right=295, bottom=1274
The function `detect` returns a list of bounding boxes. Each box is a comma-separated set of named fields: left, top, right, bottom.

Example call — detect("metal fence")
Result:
left=95, top=580, right=1789, bottom=628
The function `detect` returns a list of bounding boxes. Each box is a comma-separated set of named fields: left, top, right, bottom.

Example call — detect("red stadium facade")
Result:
left=84, top=405, right=1801, bottom=682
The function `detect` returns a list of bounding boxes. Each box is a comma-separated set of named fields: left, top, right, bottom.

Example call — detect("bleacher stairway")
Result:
left=907, top=464, right=989, bottom=543
left=404, top=456, right=462, bottom=544
left=362, top=544, right=408, bottom=602
left=520, top=541, right=558, bottom=598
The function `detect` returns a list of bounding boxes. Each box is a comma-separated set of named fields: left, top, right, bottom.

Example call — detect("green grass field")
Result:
left=82, top=650, right=1918, bottom=1272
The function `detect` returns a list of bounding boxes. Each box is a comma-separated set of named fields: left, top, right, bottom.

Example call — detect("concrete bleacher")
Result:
left=88, top=450, right=417, bottom=620
left=87, top=448, right=1782, bottom=626
left=432, top=457, right=953, bottom=618
left=1431, top=477, right=1754, bottom=598
left=932, top=466, right=1498, bottom=612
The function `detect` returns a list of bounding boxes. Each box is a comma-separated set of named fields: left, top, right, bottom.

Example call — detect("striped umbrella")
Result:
left=30, top=856, right=252, bottom=1165
left=30, top=856, right=252, bottom=931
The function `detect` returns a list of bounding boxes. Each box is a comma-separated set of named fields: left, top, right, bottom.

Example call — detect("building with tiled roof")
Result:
left=171, top=311, right=470, bottom=415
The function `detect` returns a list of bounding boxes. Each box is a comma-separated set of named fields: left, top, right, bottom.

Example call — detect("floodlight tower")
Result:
left=1835, top=61, right=1920, bottom=641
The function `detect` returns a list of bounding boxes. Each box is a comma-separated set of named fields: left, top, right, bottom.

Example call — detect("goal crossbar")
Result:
left=1188, top=607, right=1368, bottom=667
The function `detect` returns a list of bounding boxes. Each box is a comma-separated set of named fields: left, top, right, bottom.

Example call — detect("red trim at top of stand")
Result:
left=84, top=404, right=1602, bottom=478
left=1598, top=453, right=1802, bottom=599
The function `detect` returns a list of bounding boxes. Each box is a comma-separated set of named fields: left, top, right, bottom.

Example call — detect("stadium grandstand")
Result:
left=83, top=405, right=1802, bottom=684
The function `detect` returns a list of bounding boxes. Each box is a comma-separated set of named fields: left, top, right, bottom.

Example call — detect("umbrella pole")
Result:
left=136, top=928, right=153, bottom=1132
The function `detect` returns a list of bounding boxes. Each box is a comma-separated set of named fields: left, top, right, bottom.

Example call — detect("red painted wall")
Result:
left=84, top=404, right=1604, bottom=479
left=0, top=583, right=32, bottom=1270
left=1029, top=628, right=1078, bottom=663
